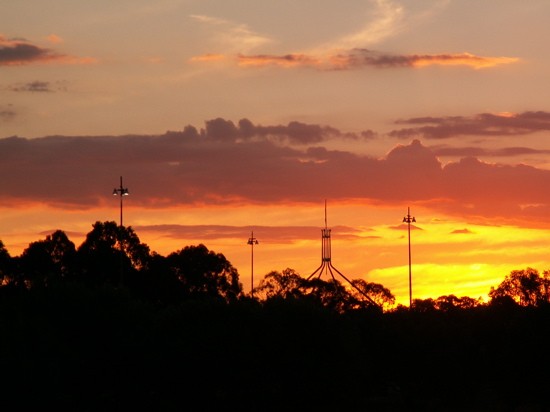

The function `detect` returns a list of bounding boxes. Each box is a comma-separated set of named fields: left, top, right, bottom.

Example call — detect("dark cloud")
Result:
left=390, top=111, right=550, bottom=140
left=339, top=49, right=517, bottom=69
left=7, top=81, right=61, bottom=92
left=3, top=119, right=550, bottom=227
left=431, top=145, right=550, bottom=158
left=203, top=117, right=367, bottom=144
left=228, top=49, right=517, bottom=70
left=0, top=34, right=95, bottom=66
left=0, top=36, right=65, bottom=66
left=0, top=109, right=16, bottom=121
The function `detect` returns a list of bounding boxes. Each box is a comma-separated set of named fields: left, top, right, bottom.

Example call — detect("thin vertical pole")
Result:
left=408, top=207, right=412, bottom=308
left=120, top=176, right=123, bottom=227
left=248, top=231, right=258, bottom=297
left=251, top=231, right=254, bottom=297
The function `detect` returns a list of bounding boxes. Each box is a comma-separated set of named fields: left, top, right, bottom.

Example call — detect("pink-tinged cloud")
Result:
left=390, top=111, right=550, bottom=140
left=191, top=53, right=226, bottom=62
left=451, top=228, right=474, bottom=234
left=47, top=34, right=64, bottom=44
left=194, top=48, right=518, bottom=70
left=0, top=35, right=96, bottom=66
left=2, top=119, right=550, bottom=228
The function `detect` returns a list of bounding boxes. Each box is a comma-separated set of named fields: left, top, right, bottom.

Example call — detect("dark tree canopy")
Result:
left=254, top=269, right=383, bottom=312
left=77, top=221, right=151, bottom=286
left=489, top=267, right=550, bottom=306
left=350, top=279, right=395, bottom=310
left=0, top=240, right=11, bottom=284
left=11, top=230, right=76, bottom=288
left=166, top=244, right=242, bottom=301
left=253, top=268, right=305, bottom=300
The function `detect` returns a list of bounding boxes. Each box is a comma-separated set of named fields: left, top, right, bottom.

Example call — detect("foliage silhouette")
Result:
left=489, top=267, right=550, bottom=306
left=165, top=244, right=243, bottom=302
left=254, top=269, right=385, bottom=312
left=15, top=230, right=77, bottom=288
left=350, top=278, right=395, bottom=310
left=2, top=224, right=550, bottom=409
left=0, top=240, right=12, bottom=284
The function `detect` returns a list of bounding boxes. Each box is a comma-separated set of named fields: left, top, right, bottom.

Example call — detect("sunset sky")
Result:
left=2, top=0, right=550, bottom=305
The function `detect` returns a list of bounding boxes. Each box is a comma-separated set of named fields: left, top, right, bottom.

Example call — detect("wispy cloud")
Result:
left=190, top=14, right=272, bottom=54
left=322, top=0, right=405, bottom=50
left=0, top=107, right=16, bottom=121
left=6, top=80, right=68, bottom=93
left=191, top=1, right=517, bottom=71
left=0, top=34, right=96, bottom=66
left=46, top=34, right=64, bottom=44
left=390, top=111, right=550, bottom=139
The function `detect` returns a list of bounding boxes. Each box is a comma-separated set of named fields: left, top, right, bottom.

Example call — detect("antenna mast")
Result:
left=308, top=200, right=377, bottom=307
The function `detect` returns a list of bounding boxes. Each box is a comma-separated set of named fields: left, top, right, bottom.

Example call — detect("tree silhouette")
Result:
left=489, top=267, right=550, bottom=306
left=350, top=279, right=395, bottom=310
left=166, top=244, right=242, bottom=301
left=0, top=240, right=12, bottom=285
left=253, top=268, right=305, bottom=300
left=13, top=230, right=77, bottom=288
left=77, top=221, right=151, bottom=287
left=434, top=294, right=481, bottom=311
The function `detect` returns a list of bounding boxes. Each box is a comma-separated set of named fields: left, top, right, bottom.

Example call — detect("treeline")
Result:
left=1, top=222, right=550, bottom=410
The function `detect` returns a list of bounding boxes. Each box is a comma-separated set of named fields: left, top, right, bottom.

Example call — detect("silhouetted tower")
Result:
left=308, top=200, right=377, bottom=307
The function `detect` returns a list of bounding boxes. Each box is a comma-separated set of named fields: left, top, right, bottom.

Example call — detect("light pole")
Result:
left=113, top=176, right=129, bottom=286
left=247, top=231, right=259, bottom=297
left=112, top=176, right=129, bottom=227
left=403, top=207, right=416, bottom=309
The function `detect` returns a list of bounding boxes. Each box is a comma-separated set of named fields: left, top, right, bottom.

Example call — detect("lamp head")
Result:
left=112, top=189, right=118, bottom=196
left=122, top=189, right=129, bottom=196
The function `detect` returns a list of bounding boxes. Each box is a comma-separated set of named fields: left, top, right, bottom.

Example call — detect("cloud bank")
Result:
left=2, top=117, right=550, bottom=228
left=390, top=111, right=550, bottom=139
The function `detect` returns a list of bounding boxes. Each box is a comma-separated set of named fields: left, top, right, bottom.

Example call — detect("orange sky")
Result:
left=2, top=1, right=550, bottom=305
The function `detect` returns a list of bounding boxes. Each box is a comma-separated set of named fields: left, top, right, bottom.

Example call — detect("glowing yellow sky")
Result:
left=2, top=201, right=549, bottom=306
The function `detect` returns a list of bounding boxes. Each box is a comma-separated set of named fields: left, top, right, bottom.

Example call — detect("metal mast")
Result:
left=308, top=200, right=377, bottom=307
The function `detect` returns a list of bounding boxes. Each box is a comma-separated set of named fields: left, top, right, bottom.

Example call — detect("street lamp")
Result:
left=112, top=176, right=129, bottom=227
left=247, top=231, right=259, bottom=296
left=112, top=176, right=129, bottom=285
left=403, top=207, right=416, bottom=309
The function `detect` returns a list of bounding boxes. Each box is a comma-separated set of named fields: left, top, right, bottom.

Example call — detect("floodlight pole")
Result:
left=403, top=207, right=416, bottom=309
left=247, top=231, right=259, bottom=297
left=113, top=176, right=129, bottom=286
left=113, top=176, right=129, bottom=227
